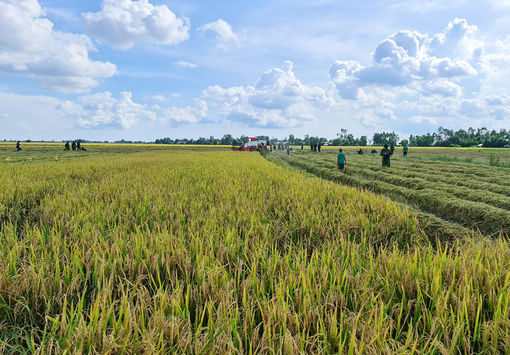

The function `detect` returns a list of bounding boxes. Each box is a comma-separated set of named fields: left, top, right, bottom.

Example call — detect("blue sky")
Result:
left=1, top=0, right=509, bottom=141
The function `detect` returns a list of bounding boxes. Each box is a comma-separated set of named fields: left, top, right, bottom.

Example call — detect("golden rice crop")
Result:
left=0, top=150, right=509, bottom=353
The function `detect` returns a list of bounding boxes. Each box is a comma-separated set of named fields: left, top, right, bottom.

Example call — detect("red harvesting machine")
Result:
left=233, top=137, right=269, bottom=151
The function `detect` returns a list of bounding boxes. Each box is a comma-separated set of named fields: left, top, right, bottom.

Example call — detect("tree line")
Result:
left=154, top=131, right=398, bottom=146
left=11, top=127, right=500, bottom=147
left=409, top=127, right=510, bottom=147
left=154, top=127, right=510, bottom=148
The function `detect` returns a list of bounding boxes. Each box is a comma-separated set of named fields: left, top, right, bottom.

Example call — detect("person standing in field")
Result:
left=286, top=145, right=290, bottom=155
left=64, top=141, right=70, bottom=151
left=390, top=145, right=395, bottom=155
left=337, top=148, right=346, bottom=171
left=380, top=144, right=392, bottom=167
left=16, top=141, right=21, bottom=152
left=318, top=143, right=322, bottom=152
left=403, top=145, right=408, bottom=156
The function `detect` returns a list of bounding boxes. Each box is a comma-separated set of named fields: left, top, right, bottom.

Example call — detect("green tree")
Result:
left=372, top=132, right=399, bottom=146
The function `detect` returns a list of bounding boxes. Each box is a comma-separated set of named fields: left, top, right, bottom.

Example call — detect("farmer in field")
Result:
left=390, top=145, right=395, bottom=155
left=403, top=145, right=408, bottom=156
left=77, top=141, right=81, bottom=150
left=64, top=141, right=70, bottom=151
left=318, top=143, right=322, bottom=152
left=380, top=144, right=392, bottom=167
left=358, top=148, right=364, bottom=155
left=16, top=141, right=21, bottom=152
left=337, top=148, right=346, bottom=171
left=71, top=140, right=76, bottom=151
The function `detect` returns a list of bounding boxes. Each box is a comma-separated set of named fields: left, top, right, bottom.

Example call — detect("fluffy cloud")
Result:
left=0, top=0, right=116, bottom=93
left=330, top=19, right=481, bottom=100
left=83, top=0, right=189, bottom=49
left=204, top=61, right=331, bottom=128
left=198, top=19, right=241, bottom=48
left=59, top=91, right=210, bottom=129
left=425, top=80, right=462, bottom=97
left=161, top=101, right=208, bottom=124
left=328, top=18, right=510, bottom=134
left=61, top=91, right=156, bottom=129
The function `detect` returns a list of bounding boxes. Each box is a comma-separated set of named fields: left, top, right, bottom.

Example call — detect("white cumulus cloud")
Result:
left=61, top=91, right=156, bottom=129
left=326, top=18, right=510, bottom=134
left=204, top=61, right=331, bottom=128
left=0, top=0, right=116, bottom=93
left=161, top=101, right=208, bottom=125
left=83, top=0, right=190, bottom=49
left=425, top=80, right=462, bottom=97
left=198, top=19, right=241, bottom=48
left=329, top=20, right=482, bottom=99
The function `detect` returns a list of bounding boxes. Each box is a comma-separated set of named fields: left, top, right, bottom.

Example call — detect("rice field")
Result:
left=270, top=147, right=510, bottom=240
left=1, top=147, right=509, bottom=353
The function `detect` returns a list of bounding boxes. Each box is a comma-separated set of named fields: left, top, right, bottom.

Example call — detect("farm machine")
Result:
left=233, top=137, right=270, bottom=151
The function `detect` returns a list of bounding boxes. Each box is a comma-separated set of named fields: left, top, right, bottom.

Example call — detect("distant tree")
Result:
left=220, top=134, right=233, bottom=145
left=372, top=132, right=399, bottom=146
left=358, top=136, right=368, bottom=146
left=409, top=133, right=434, bottom=146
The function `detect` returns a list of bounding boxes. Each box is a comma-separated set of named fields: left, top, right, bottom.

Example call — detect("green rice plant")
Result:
left=488, top=154, right=501, bottom=167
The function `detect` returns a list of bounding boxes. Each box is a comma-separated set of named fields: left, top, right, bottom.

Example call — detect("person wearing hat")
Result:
left=380, top=144, right=392, bottom=167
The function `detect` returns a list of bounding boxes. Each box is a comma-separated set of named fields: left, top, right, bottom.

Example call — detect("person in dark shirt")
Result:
left=380, top=145, right=392, bottom=167
left=64, top=141, right=70, bottom=151
left=318, top=143, right=322, bottom=152
left=71, top=141, right=77, bottom=151
left=16, top=141, right=21, bottom=152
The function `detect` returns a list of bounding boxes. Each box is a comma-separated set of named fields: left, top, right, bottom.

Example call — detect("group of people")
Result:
left=309, top=143, right=322, bottom=152
left=13, top=141, right=87, bottom=152
left=64, top=140, right=86, bottom=151
left=337, top=144, right=409, bottom=171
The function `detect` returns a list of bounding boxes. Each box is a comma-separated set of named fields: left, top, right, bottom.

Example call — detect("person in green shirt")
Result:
left=403, top=145, right=409, bottom=156
left=380, top=144, right=392, bottom=167
left=337, top=149, right=346, bottom=170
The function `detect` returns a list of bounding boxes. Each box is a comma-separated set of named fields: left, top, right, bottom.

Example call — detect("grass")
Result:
left=0, top=148, right=509, bottom=353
